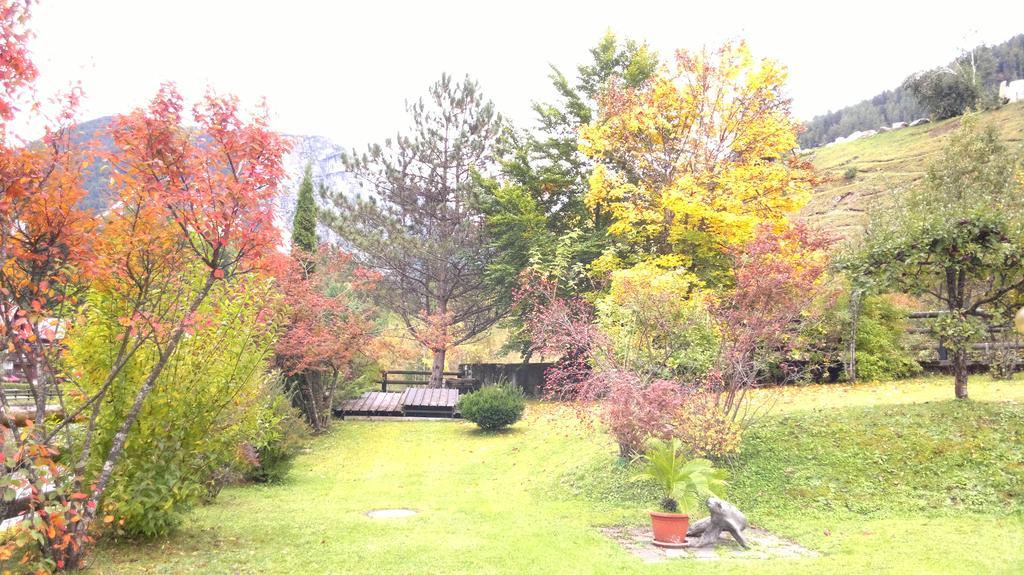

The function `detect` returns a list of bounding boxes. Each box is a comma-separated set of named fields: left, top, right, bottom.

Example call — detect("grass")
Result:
left=88, top=377, right=1024, bottom=574
left=802, top=101, right=1024, bottom=237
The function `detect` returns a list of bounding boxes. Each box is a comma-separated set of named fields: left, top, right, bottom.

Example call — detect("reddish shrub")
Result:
left=602, top=376, right=688, bottom=459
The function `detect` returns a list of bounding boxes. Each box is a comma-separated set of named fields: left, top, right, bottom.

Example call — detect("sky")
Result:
left=24, top=0, right=1024, bottom=149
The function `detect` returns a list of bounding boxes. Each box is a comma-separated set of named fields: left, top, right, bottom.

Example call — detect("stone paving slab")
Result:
left=600, top=525, right=819, bottom=563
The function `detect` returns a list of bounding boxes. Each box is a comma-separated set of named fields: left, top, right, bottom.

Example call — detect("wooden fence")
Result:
left=379, top=370, right=480, bottom=394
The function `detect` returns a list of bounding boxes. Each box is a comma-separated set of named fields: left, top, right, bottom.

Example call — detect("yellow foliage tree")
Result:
left=580, top=41, right=817, bottom=276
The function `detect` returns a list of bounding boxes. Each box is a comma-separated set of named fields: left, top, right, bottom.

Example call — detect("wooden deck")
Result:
left=401, top=388, right=459, bottom=418
left=339, top=392, right=405, bottom=416
left=337, top=388, right=460, bottom=418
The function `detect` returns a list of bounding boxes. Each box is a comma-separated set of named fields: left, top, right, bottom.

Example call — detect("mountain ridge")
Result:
left=800, top=33, right=1024, bottom=148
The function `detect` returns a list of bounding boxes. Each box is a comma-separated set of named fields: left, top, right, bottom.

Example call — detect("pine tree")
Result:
left=291, top=164, right=318, bottom=253
left=324, top=74, right=504, bottom=386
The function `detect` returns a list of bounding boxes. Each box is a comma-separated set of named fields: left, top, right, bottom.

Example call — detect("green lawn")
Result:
left=89, top=377, right=1024, bottom=574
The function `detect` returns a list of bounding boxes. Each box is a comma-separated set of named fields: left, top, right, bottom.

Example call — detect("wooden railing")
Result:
left=0, top=383, right=62, bottom=405
left=380, top=370, right=462, bottom=392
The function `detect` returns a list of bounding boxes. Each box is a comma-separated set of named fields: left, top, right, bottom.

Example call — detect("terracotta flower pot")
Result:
left=649, top=511, right=689, bottom=548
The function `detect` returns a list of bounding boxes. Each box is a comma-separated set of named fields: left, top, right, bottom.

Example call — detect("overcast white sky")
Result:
left=24, top=0, right=1024, bottom=148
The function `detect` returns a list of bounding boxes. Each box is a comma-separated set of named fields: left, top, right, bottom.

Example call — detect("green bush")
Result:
left=459, top=383, right=526, bottom=430
left=66, top=277, right=282, bottom=538
left=805, top=289, right=921, bottom=382
left=596, top=265, right=719, bottom=380
left=246, top=393, right=309, bottom=484
left=854, top=296, right=922, bottom=381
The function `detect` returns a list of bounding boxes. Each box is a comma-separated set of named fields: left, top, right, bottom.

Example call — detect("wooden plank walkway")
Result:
left=338, top=392, right=405, bottom=416
left=337, top=388, right=460, bottom=418
left=402, top=388, right=459, bottom=417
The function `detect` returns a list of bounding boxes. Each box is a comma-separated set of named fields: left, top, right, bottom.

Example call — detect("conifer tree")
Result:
left=292, top=163, right=318, bottom=252
left=325, top=74, right=503, bottom=386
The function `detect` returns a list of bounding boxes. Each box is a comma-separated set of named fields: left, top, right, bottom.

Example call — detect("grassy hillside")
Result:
left=801, top=102, right=1024, bottom=238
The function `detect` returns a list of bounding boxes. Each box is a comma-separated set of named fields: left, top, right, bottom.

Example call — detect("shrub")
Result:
left=603, top=376, right=685, bottom=459
left=459, top=383, right=526, bottom=430
left=603, top=377, right=742, bottom=461
left=596, top=265, right=719, bottom=381
left=674, top=392, right=743, bottom=460
left=855, top=295, right=922, bottom=381
left=245, top=394, right=309, bottom=484
left=66, top=277, right=282, bottom=538
left=843, top=166, right=858, bottom=180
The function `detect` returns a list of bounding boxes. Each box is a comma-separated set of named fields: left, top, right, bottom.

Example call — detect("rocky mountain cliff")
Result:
left=277, top=133, right=357, bottom=244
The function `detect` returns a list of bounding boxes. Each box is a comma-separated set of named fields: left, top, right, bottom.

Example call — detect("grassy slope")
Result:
left=801, top=102, right=1024, bottom=237
left=89, top=377, right=1024, bottom=575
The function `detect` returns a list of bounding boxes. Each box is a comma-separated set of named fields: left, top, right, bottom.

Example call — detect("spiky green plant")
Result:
left=632, top=438, right=728, bottom=513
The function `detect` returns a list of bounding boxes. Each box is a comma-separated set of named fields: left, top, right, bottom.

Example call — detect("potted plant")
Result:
left=633, top=438, right=728, bottom=548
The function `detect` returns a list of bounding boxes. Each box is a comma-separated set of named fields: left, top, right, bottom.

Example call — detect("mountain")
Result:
left=68, top=116, right=355, bottom=245
left=800, top=34, right=1024, bottom=149
left=799, top=101, right=1024, bottom=237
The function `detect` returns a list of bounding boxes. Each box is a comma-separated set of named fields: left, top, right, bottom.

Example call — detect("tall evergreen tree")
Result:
left=324, top=74, right=503, bottom=386
left=291, top=163, right=318, bottom=252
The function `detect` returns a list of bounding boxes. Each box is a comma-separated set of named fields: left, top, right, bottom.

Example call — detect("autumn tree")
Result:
left=0, top=3, right=291, bottom=567
left=274, top=248, right=378, bottom=433
left=292, top=163, right=318, bottom=253
left=712, top=223, right=833, bottom=421
left=580, top=41, right=816, bottom=282
left=0, top=2, right=98, bottom=569
left=843, top=116, right=1024, bottom=399
left=325, top=74, right=503, bottom=386
left=0, top=0, right=92, bottom=431
left=32, top=85, right=289, bottom=568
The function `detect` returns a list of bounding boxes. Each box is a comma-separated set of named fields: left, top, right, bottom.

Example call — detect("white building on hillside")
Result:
left=999, top=80, right=1024, bottom=103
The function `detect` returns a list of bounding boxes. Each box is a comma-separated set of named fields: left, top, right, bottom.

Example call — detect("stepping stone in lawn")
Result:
left=366, top=509, right=418, bottom=519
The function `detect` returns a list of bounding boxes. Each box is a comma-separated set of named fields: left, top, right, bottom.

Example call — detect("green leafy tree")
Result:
left=904, top=45, right=1000, bottom=121
left=904, top=69, right=980, bottom=120
left=479, top=32, right=658, bottom=354
left=843, top=116, right=1024, bottom=399
left=292, top=164, right=318, bottom=253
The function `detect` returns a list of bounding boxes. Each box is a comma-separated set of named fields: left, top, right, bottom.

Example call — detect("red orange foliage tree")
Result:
left=0, top=2, right=299, bottom=570
left=273, top=247, right=378, bottom=433
left=0, top=2, right=98, bottom=570
left=710, top=223, right=834, bottom=423
left=53, top=85, right=288, bottom=567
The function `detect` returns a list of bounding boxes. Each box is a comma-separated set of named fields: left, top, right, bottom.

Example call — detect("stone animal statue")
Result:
left=686, top=497, right=749, bottom=549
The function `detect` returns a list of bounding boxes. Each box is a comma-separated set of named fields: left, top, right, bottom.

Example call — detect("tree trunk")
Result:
left=945, top=268, right=969, bottom=400
left=953, top=348, right=969, bottom=399
left=430, top=348, right=446, bottom=387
